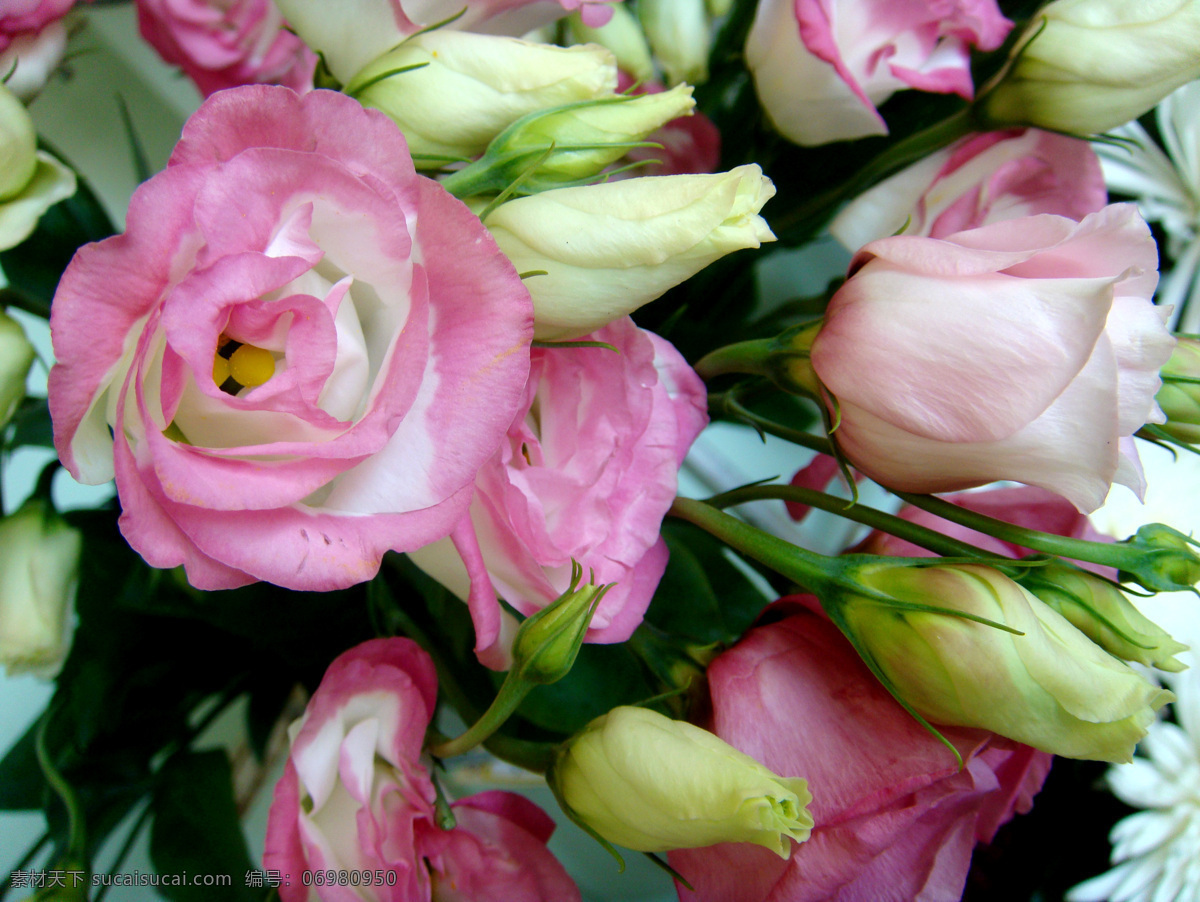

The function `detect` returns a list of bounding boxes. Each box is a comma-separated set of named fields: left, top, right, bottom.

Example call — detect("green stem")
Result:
left=694, top=339, right=775, bottom=382
left=1, top=832, right=50, bottom=901
left=429, top=677, right=532, bottom=759
left=707, top=484, right=998, bottom=561
left=668, top=497, right=836, bottom=593
left=892, top=491, right=1142, bottom=570
left=714, top=390, right=833, bottom=456
left=35, top=710, right=85, bottom=859
left=0, top=286, right=50, bottom=320
left=770, top=105, right=980, bottom=237
left=92, top=801, right=153, bottom=902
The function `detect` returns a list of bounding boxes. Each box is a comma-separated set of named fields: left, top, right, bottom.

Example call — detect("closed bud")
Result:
left=485, top=164, right=775, bottom=339
left=0, top=309, right=35, bottom=429
left=832, top=561, right=1172, bottom=763
left=1123, top=523, right=1200, bottom=591
left=638, top=0, right=711, bottom=85
left=0, top=82, right=75, bottom=250
left=1154, top=335, right=1200, bottom=444
left=567, top=5, right=655, bottom=84
left=348, top=31, right=617, bottom=167
left=549, top=705, right=812, bottom=855
left=510, top=563, right=608, bottom=685
left=0, top=499, right=82, bottom=678
left=981, top=0, right=1200, bottom=135
left=1020, top=563, right=1188, bottom=672
left=0, top=82, right=37, bottom=201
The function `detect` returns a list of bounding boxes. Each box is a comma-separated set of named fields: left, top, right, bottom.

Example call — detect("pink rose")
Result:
left=832, top=128, right=1107, bottom=250
left=0, top=0, right=74, bottom=98
left=264, top=638, right=580, bottom=902
left=746, top=0, right=1012, bottom=146
left=411, top=318, right=707, bottom=667
left=137, top=0, right=317, bottom=97
left=670, top=602, right=1052, bottom=902
left=810, top=203, right=1174, bottom=513
left=275, top=0, right=623, bottom=86
left=49, top=86, right=533, bottom=591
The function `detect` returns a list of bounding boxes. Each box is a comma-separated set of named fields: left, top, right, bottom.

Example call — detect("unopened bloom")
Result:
left=836, top=561, right=1172, bottom=762
left=49, top=86, right=533, bottom=591
left=638, top=0, right=709, bottom=85
left=549, top=705, right=813, bottom=855
left=746, top=0, right=1011, bottom=146
left=831, top=128, right=1106, bottom=249
left=567, top=3, right=654, bottom=83
left=265, top=638, right=580, bottom=901
left=810, top=204, right=1174, bottom=513
left=485, top=165, right=775, bottom=339
left=982, top=0, right=1200, bottom=136
left=1156, top=336, right=1200, bottom=443
left=0, top=310, right=35, bottom=428
left=0, top=500, right=82, bottom=678
left=348, top=32, right=618, bottom=167
left=0, top=82, right=75, bottom=251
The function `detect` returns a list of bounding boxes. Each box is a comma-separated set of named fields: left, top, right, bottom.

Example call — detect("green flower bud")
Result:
left=567, top=5, right=655, bottom=85
left=347, top=31, right=617, bottom=167
left=0, top=82, right=37, bottom=201
left=832, top=561, right=1172, bottom=763
left=638, top=0, right=711, bottom=85
left=1020, top=563, right=1188, bottom=672
left=0, top=309, right=35, bottom=430
left=549, top=705, right=812, bottom=855
left=0, top=82, right=75, bottom=251
left=1122, top=523, right=1200, bottom=590
left=1154, top=336, right=1200, bottom=444
left=510, top=563, right=609, bottom=685
left=980, top=0, right=1200, bottom=135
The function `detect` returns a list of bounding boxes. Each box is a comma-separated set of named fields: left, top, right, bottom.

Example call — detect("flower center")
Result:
left=213, top=336, right=276, bottom=394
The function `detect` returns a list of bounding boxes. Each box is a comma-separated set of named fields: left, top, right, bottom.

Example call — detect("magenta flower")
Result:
left=49, top=86, right=533, bottom=591
left=264, top=638, right=580, bottom=901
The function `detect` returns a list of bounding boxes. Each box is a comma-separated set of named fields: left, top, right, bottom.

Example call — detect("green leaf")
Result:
left=149, top=751, right=258, bottom=902
left=5, top=396, right=54, bottom=449
left=514, top=642, right=652, bottom=736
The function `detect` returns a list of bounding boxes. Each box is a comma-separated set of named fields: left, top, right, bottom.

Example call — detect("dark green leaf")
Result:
left=0, top=721, right=46, bottom=810
left=514, top=643, right=652, bottom=736
left=5, top=396, right=54, bottom=449
left=149, top=751, right=257, bottom=902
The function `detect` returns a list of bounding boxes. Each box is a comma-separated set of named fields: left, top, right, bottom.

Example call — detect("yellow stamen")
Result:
left=212, top=355, right=230, bottom=386
left=228, top=344, right=276, bottom=387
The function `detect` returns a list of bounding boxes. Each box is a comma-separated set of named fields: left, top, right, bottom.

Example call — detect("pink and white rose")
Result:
left=746, top=0, right=1012, bottom=146
left=49, top=86, right=533, bottom=591
left=264, top=638, right=580, bottom=902
left=411, top=317, right=707, bottom=668
left=137, top=0, right=317, bottom=97
left=274, top=0, right=623, bottom=85
left=0, top=0, right=75, bottom=99
left=810, top=203, right=1174, bottom=513
left=832, top=128, right=1107, bottom=250
left=670, top=601, right=1052, bottom=902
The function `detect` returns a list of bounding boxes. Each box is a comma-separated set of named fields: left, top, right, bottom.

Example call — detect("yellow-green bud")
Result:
left=1154, top=336, right=1200, bottom=444
left=1021, top=563, right=1188, bottom=672
left=510, top=565, right=608, bottom=685
left=835, top=561, right=1172, bottom=763
left=348, top=31, right=617, bottom=167
left=638, top=0, right=711, bottom=85
left=980, top=0, right=1200, bottom=135
left=0, top=82, right=37, bottom=201
left=0, top=499, right=82, bottom=678
left=567, top=5, right=655, bottom=84
left=0, top=309, right=35, bottom=430
left=549, top=705, right=812, bottom=855
left=1125, top=523, right=1200, bottom=590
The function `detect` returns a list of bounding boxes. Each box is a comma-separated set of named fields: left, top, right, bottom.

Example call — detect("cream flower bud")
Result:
left=981, top=0, right=1200, bottom=135
left=549, top=705, right=812, bottom=856
left=485, top=164, right=775, bottom=339
left=638, top=0, right=711, bottom=85
left=0, top=82, right=38, bottom=201
left=0, top=500, right=82, bottom=678
left=837, top=562, right=1173, bottom=763
left=567, top=4, right=655, bottom=84
left=0, top=310, right=35, bottom=430
left=1155, top=336, right=1200, bottom=444
left=347, top=31, right=618, bottom=166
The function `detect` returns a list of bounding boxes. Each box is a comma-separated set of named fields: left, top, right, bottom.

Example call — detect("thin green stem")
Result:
left=93, top=800, right=153, bottom=902
left=35, top=709, right=85, bottom=858
left=1, top=832, right=50, bottom=901
left=694, top=339, right=774, bottom=382
left=429, top=678, right=532, bottom=759
left=716, top=390, right=833, bottom=456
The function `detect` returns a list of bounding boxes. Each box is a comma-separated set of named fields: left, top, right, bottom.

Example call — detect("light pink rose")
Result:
left=670, top=602, right=1052, bottom=902
left=136, top=0, right=317, bottom=97
left=810, top=203, right=1174, bottom=513
left=410, top=318, right=707, bottom=668
left=746, top=0, right=1012, bottom=146
left=274, top=0, right=623, bottom=85
left=0, top=0, right=75, bottom=98
left=49, top=86, right=533, bottom=591
left=264, top=638, right=580, bottom=902
left=832, top=128, right=1107, bottom=250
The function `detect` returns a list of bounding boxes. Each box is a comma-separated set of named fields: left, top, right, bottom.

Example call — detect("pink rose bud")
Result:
left=264, top=638, right=580, bottom=902
left=809, top=204, right=1175, bottom=513
left=746, top=0, right=1012, bottom=146
left=49, top=86, right=534, bottom=591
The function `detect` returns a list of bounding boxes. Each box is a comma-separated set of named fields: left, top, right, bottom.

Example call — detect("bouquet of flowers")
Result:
left=2, top=0, right=1200, bottom=899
